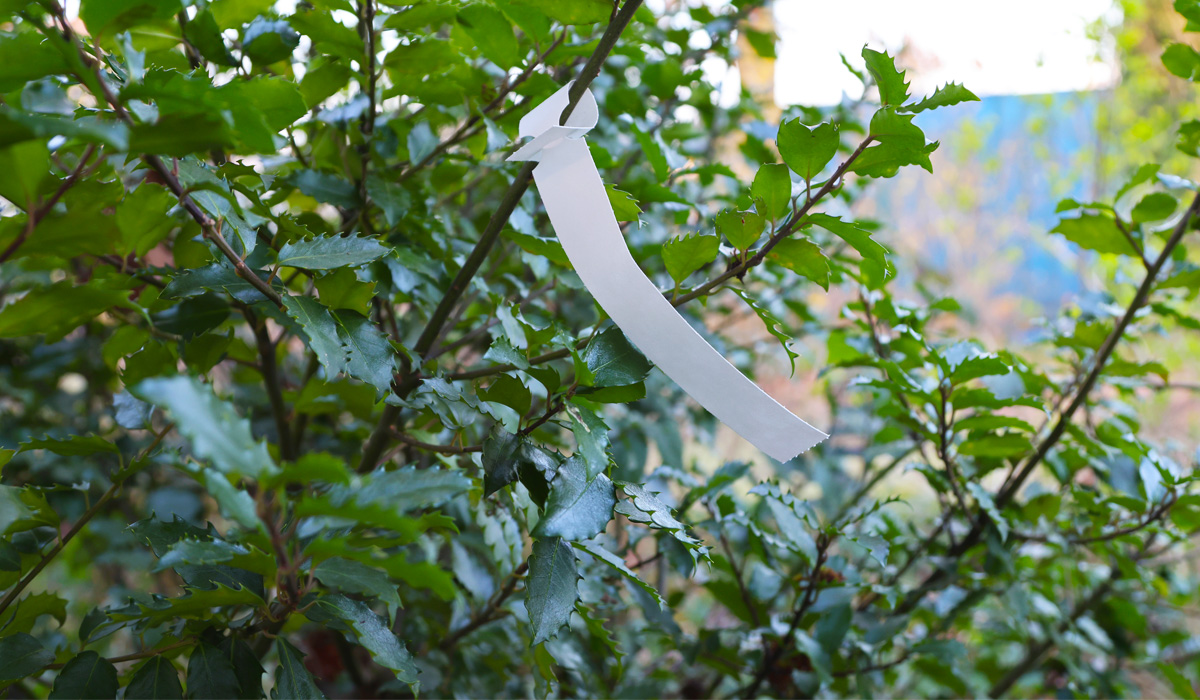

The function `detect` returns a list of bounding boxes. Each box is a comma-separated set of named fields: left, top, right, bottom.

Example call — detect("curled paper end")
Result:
left=513, top=83, right=828, bottom=462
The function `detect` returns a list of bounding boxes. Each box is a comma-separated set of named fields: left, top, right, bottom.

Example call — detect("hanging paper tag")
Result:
left=508, top=83, right=827, bottom=462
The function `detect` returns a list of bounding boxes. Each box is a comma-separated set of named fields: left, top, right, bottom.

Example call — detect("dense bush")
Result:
left=2, top=0, right=1200, bottom=697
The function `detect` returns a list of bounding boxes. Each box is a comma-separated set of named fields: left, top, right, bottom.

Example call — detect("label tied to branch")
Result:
left=508, top=83, right=827, bottom=462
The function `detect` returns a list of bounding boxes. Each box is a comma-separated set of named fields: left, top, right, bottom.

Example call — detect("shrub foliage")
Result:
left=2, top=0, right=1200, bottom=697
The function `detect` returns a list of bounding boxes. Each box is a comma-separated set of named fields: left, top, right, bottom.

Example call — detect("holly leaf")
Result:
left=716, top=208, right=766, bottom=251
left=751, top=163, right=793, bottom=220
left=776, top=120, right=839, bottom=183
left=335, top=310, right=397, bottom=397
left=313, top=557, right=403, bottom=624
left=125, top=656, right=185, bottom=700
left=135, top=375, right=277, bottom=480
left=662, top=233, right=719, bottom=284
left=283, top=295, right=348, bottom=377
left=525, top=537, right=580, bottom=645
left=901, top=82, right=979, bottom=114
left=0, top=633, right=54, bottom=682
left=48, top=651, right=118, bottom=699
left=534, top=457, right=616, bottom=541
left=277, top=235, right=390, bottom=270
left=583, top=327, right=653, bottom=388
left=307, top=595, right=419, bottom=690
left=272, top=639, right=325, bottom=700
left=769, top=238, right=830, bottom=290
left=862, top=47, right=910, bottom=106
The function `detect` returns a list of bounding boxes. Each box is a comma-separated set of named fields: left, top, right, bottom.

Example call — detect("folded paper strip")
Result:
left=508, top=83, right=828, bottom=462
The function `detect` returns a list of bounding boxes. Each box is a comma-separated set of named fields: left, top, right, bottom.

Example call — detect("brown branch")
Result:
left=436, top=561, right=529, bottom=651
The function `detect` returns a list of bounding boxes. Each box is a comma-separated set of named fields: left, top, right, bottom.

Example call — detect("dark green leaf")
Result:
left=307, top=595, right=418, bottom=689
left=242, top=17, right=300, bottom=65
left=0, top=632, right=53, bottom=681
left=48, top=651, right=118, bottom=699
left=187, top=643, right=240, bottom=700
left=534, top=457, right=616, bottom=541
left=313, top=558, right=402, bottom=623
left=584, top=327, right=653, bottom=388
left=525, top=537, right=579, bottom=644
left=125, top=656, right=185, bottom=700
left=272, top=639, right=325, bottom=700
left=283, top=295, right=348, bottom=377
left=278, top=235, right=390, bottom=270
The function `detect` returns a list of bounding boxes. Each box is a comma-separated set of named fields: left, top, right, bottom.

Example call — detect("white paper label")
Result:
left=508, top=83, right=827, bottom=462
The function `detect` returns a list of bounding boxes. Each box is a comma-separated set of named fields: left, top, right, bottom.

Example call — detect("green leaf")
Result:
left=184, top=10, right=238, bottom=66
left=862, top=47, right=910, bottom=106
left=272, top=639, right=325, bottom=700
left=954, top=414, right=1034, bottom=433
left=19, top=434, right=119, bottom=457
left=480, top=375, right=532, bottom=416
left=1158, top=664, right=1199, bottom=700
left=187, top=643, right=241, bottom=700
left=751, top=163, right=793, bottom=220
left=717, top=208, right=766, bottom=250
left=307, top=595, right=419, bottom=689
left=335, top=310, right=397, bottom=397
left=616, top=483, right=707, bottom=562
left=242, top=17, right=300, bottom=64
left=198, top=468, right=264, bottom=533
left=0, top=281, right=135, bottom=342
left=457, top=4, right=521, bottom=68
left=1, top=591, right=68, bottom=635
left=218, top=636, right=264, bottom=700
left=806, top=213, right=891, bottom=286
left=358, top=465, right=472, bottom=512
left=0, top=632, right=53, bottom=681
left=566, top=403, right=609, bottom=479
left=135, top=375, right=277, bottom=480
left=573, top=539, right=664, bottom=607
left=966, top=482, right=1008, bottom=541
left=1164, top=43, right=1200, bottom=80
left=662, top=233, right=719, bottom=284
left=162, top=264, right=282, bottom=305
left=534, top=457, right=616, bottom=541
left=731, top=289, right=800, bottom=375
left=283, top=295, right=348, bottom=377
left=768, top=237, right=830, bottom=290
left=632, top=124, right=670, bottom=182
left=0, top=33, right=69, bottom=92
left=0, top=141, right=49, bottom=208
left=1131, top=192, right=1177, bottom=223
left=233, top=77, right=308, bottom=132
left=853, top=107, right=936, bottom=178
left=1052, top=213, right=1138, bottom=256
left=278, top=234, right=390, bottom=270
left=286, top=169, right=357, bottom=209
left=48, top=651, right=118, bottom=699
left=525, top=537, right=580, bottom=645
left=482, top=429, right=558, bottom=498
left=80, top=0, right=179, bottom=36
left=507, top=0, right=610, bottom=24
left=776, top=120, right=839, bottom=183
left=959, top=433, right=1032, bottom=458
left=584, top=327, right=653, bottom=388
left=313, top=557, right=403, bottom=624
left=901, top=82, right=979, bottom=113
left=605, top=184, right=642, bottom=222
left=125, top=656, right=184, bottom=700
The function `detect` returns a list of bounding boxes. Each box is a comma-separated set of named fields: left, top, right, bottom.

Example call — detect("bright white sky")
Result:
left=772, top=0, right=1120, bottom=106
